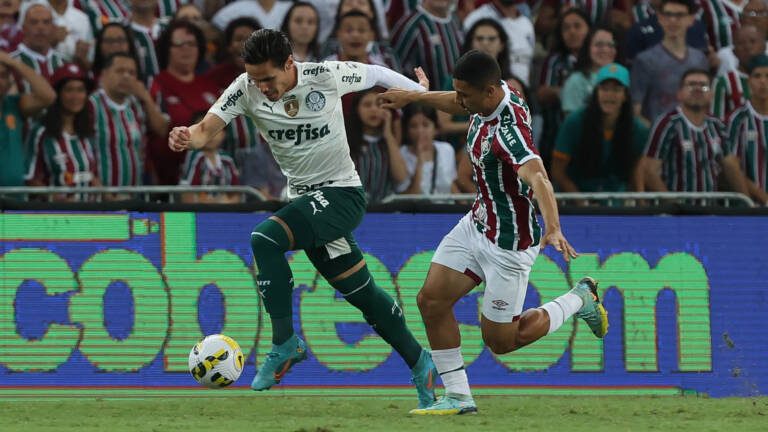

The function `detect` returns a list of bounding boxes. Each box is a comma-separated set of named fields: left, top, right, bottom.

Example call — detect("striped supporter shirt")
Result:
left=180, top=151, right=240, bottom=186
left=25, top=125, right=97, bottom=188
left=391, top=5, right=463, bottom=90
left=644, top=107, right=725, bottom=191
left=77, top=0, right=184, bottom=35
left=10, top=44, right=65, bottom=93
left=697, top=0, right=742, bottom=51
left=129, top=19, right=168, bottom=84
left=726, top=102, right=768, bottom=191
left=89, top=89, right=146, bottom=186
left=465, top=82, right=542, bottom=251
left=562, top=0, right=614, bottom=24
left=712, top=69, right=750, bottom=120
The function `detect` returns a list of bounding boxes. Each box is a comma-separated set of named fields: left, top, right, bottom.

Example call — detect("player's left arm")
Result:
left=517, top=158, right=578, bottom=261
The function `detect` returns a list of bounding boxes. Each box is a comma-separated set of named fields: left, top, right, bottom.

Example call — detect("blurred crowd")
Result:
left=0, top=0, right=767, bottom=205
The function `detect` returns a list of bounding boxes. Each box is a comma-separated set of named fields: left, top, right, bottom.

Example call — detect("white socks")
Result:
left=431, top=347, right=472, bottom=399
left=539, top=292, right=583, bottom=334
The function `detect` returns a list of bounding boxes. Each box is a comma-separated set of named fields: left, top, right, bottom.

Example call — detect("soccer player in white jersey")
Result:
left=168, top=29, right=439, bottom=410
left=380, top=50, right=609, bottom=415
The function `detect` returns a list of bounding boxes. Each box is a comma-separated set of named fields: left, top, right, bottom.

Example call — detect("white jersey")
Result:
left=209, top=61, right=371, bottom=198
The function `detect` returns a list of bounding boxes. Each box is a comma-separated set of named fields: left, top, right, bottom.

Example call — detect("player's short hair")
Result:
left=241, top=28, right=293, bottom=67
left=453, top=50, right=501, bottom=90
left=102, top=52, right=137, bottom=71
left=660, top=0, right=697, bottom=14
left=679, top=68, right=710, bottom=87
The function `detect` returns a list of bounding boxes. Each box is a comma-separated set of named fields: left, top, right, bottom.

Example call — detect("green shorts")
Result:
left=272, top=186, right=367, bottom=252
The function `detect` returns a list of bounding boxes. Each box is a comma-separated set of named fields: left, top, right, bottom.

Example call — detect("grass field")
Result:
left=1, top=389, right=766, bottom=432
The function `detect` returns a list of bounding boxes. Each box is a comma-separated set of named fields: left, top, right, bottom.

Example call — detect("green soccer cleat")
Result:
left=250, top=334, right=308, bottom=391
left=410, top=350, right=438, bottom=408
left=571, top=277, right=609, bottom=338
left=409, top=395, right=478, bottom=415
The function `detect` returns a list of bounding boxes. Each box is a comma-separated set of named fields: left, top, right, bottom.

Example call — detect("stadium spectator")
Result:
left=324, top=11, right=386, bottom=65
left=742, top=0, right=768, bottom=36
left=0, top=50, right=56, bottom=187
left=552, top=63, right=648, bottom=193
left=127, top=0, right=168, bottom=85
left=11, top=1, right=64, bottom=92
left=47, top=0, right=93, bottom=68
left=345, top=88, right=408, bottom=203
left=322, top=0, right=389, bottom=44
left=463, top=0, right=534, bottom=85
left=174, top=2, right=219, bottom=69
left=205, top=17, right=260, bottom=90
left=537, top=8, right=590, bottom=170
left=396, top=103, right=458, bottom=195
left=148, top=19, right=218, bottom=185
left=92, top=22, right=143, bottom=81
left=77, top=0, right=130, bottom=36
left=322, top=0, right=399, bottom=70
left=211, top=0, right=292, bottom=31
left=0, top=0, right=22, bottom=53
left=697, top=0, right=744, bottom=52
left=561, top=26, right=618, bottom=115
left=624, top=0, right=708, bottom=64
left=639, top=69, right=738, bottom=192
left=180, top=112, right=241, bottom=204
left=89, top=53, right=167, bottom=188
left=25, top=63, right=99, bottom=201
left=716, top=22, right=766, bottom=75
left=712, top=25, right=766, bottom=119
left=391, top=0, right=463, bottom=90
left=631, top=0, right=707, bottom=124
left=281, top=1, right=320, bottom=62
left=724, top=54, right=768, bottom=205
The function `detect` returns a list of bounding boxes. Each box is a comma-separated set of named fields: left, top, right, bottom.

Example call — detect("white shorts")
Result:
left=431, top=213, right=539, bottom=323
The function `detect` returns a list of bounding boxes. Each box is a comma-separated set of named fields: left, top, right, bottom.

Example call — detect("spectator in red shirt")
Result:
left=148, top=19, right=219, bottom=185
left=204, top=16, right=261, bottom=91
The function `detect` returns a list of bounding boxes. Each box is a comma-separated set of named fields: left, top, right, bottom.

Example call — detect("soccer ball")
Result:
left=188, top=334, right=244, bottom=388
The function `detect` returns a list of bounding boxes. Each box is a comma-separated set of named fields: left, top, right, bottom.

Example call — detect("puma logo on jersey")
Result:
left=267, top=123, right=331, bottom=146
left=220, top=89, right=243, bottom=111
left=262, top=102, right=275, bottom=113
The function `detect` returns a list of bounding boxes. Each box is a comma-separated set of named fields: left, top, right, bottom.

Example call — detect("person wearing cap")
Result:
left=9, top=0, right=64, bottom=92
left=724, top=54, right=768, bottom=205
left=552, top=63, right=649, bottom=193
left=639, top=68, right=743, bottom=192
left=0, top=49, right=56, bottom=187
left=25, top=63, right=100, bottom=201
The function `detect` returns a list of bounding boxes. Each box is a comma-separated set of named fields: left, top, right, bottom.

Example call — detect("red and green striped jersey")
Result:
left=726, top=102, right=768, bottom=191
left=697, top=0, right=742, bottom=51
left=129, top=19, right=168, bottom=84
left=10, top=44, right=65, bottom=93
left=633, top=1, right=655, bottom=22
left=465, top=83, right=542, bottom=251
left=390, top=6, right=463, bottom=91
left=712, top=69, right=750, bottom=120
left=223, top=116, right=265, bottom=153
left=88, top=89, right=146, bottom=186
left=539, top=52, right=576, bottom=87
left=180, top=151, right=240, bottom=186
left=563, top=0, right=613, bottom=24
left=645, top=107, right=725, bottom=192
left=25, top=125, right=97, bottom=187
left=77, top=0, right=184, bottom=35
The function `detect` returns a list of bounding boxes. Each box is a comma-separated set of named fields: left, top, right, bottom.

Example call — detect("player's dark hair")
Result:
left=576, top=86, right=637, bottom=182
left=453, top=50, right=501, bottom=90
left=157, top=19, right=207, bottom=70
left=281, top=2, right=320, bottom=60
left=102, top=52, right=138, bottom=71
left=679, top=68, right=711, bottom=87
left=660, top=0, right=697, bottom=14
left=241, top=29, right=293, bottom=66
left=219, top=16, right=261, bottom=62
left=402, top=103, right=438, bottom=146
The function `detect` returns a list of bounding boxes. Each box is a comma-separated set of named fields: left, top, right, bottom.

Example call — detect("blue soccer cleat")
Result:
left=571, top=277, right=609, bottom=338
left=251, top=334, right=308, bottom=391
left=410, top=350, right=438, bottom=408
left=409, top=395, right=478, bottom=415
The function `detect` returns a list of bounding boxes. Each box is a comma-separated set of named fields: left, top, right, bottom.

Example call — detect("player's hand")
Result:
left=379, top=89, right=414, bottom=110
left=414, top=67, right=429, bottom=90
left=540, top=229, right=578, bottom=261
left=168, top=126, right=191, bottom=152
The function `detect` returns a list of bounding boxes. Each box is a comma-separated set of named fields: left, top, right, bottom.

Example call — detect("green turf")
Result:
left=1, top=393, right=766, bottom=432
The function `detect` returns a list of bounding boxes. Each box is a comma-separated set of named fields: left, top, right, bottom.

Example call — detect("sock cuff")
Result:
left=431, top=347, right=465, bottom=374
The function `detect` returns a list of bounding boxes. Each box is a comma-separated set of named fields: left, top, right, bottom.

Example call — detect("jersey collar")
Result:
left=479, top=81, right=510, bottom=122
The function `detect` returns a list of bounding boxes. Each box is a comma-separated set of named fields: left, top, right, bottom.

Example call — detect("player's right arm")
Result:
left=379, top=68, right=467, bottom=115
left=168, top=113, right=226, bottom=152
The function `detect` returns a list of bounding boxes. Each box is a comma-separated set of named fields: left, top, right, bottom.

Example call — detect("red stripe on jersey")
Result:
left=100, top=94, right=120, bottom=186
left=118, top=110, right=137, bottom=186
left=502, top=163, right=533, bottom=249
left=675, top=122, right=684, bottom=191
left=471, top=122, right=498, bottom=243
left=59, top=136, right=76, bottom=185
left=646, top=112, right=674, bottom=158
left=509, top=100, right=538, bottom=161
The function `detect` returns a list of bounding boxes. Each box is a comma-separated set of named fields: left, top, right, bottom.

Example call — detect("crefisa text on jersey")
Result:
left=267, top=123, right=331, bottom=145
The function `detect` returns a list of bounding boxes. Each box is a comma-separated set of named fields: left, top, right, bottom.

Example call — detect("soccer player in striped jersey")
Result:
left=90, top=53, right=168, bottom=188
left=725, top=54, right=768, bottom=204
left=26, top=64, right=99, bottom=201
left=11, top=2, right=65, bottom=93
left=639, top=68, right=742, bottom=191
left=712, top=25, right=766, bottom=119
left=391, top=0, right=463, bottom=90
left=168, top=29, right=439, bottom=411
left=380, top=50, right=608, bottom=415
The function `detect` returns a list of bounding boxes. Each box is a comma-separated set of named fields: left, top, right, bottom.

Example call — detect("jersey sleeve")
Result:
left=725, top=109, right=744, bottom=157
left=645, top=114, right=673, bottom=159
left=208, top=73, right=249, bottom=125
left=711, top=74, right=727, bottom=119
left=492, top=108, right=540, bottom=170
left=326, top=61, right=370, bottom=95
left=179, top=151, right=202, bottom=186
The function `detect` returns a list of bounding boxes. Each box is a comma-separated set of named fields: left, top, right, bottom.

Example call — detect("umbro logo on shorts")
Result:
left=491, top=299, right=509, bottom=311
